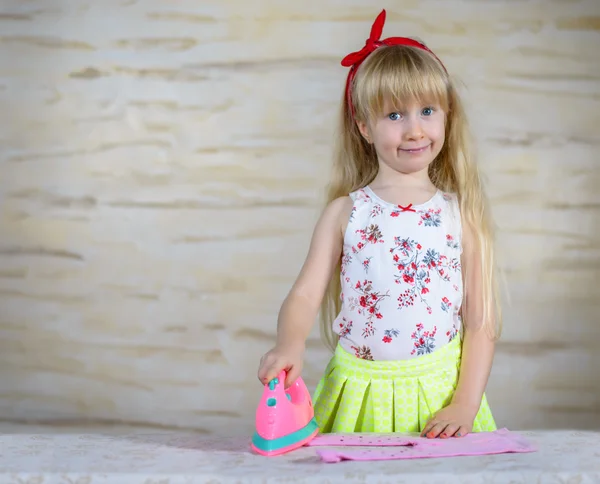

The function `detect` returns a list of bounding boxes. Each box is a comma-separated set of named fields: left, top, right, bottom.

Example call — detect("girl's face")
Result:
left=357, top=99, right=446, bottom=175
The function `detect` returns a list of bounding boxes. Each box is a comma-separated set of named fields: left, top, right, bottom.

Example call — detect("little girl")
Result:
left=257, top=9, right=501, bottom=439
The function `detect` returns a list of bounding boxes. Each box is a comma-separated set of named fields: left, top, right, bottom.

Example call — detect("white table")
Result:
left=1, top=426, right=599, bottom=483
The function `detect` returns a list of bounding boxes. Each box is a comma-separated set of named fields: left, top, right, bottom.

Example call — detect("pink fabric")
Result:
left=308, top=428, right=536, bottom=463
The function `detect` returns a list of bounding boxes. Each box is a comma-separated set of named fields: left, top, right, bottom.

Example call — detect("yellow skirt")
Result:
left=312, top=337, right=496, bottom=433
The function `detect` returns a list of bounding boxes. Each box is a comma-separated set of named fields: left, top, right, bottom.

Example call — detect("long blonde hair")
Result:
left=320, top=44, right=502, bottom=351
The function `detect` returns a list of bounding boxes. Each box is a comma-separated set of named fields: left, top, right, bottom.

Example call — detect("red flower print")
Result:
left=446, top=324, right=458, bottom=342
left=418, top=208, right=442, bottom=227
left=441, top=296, right=452, bottom=312
left=341, top=250, right=353, bottom=276
left=356, top=189, right=372, bottom=202
left=355, top=224, right=384, bottom=247
left=391, top=238, right=449, bottom=313
left=338, top=318, right=353, bottom=338
left=410, top=323, right=438, bottom=356
left=350, top=223, right=384, bottom=275
left=347, top=280, right=390, bottom=338
left=382, top=328, right=400, bottom=344
left=446, top=233, right=460, bottom=250
left=351, top=345, right=374, bottom=361
left=370, top=204, right=383, bottom=218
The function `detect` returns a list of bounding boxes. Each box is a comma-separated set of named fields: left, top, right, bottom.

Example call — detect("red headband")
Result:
left=341, top=9, right=447, bottom=117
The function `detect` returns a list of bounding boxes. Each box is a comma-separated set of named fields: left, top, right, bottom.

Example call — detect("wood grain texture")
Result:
left=0, top=0, right=599, bottom=435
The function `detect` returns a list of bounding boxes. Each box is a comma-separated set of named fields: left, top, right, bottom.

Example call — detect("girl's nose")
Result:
left=404, top=118, right=424, bottom=139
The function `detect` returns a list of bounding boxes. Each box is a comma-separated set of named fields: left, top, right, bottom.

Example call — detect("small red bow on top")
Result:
left=341, top=9, right=447, bottom=117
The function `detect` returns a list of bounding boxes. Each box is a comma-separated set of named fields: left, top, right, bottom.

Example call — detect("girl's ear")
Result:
left=356, top=119, right=372, bottom=144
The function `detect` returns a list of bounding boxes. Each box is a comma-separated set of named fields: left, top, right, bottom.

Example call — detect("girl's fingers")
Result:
left=440, top=424, right=459, bottom=438
left=425, top=421, right=449, bottom=439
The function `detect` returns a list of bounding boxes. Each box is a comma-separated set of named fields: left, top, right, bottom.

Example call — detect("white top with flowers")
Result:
left=334, top=186, right=463, bottom=361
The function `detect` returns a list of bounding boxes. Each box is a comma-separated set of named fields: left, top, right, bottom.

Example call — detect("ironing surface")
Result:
left=4, top=425, right=599, bottom=483
left=308, top=428, right=537, bottom=463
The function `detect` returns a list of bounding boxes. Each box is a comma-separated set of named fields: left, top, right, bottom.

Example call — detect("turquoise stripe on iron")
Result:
left=252, top=418, right=318, bottom=452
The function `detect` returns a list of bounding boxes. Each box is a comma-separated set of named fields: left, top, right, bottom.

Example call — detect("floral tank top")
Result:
left=334, top=186, right=463, bottom=361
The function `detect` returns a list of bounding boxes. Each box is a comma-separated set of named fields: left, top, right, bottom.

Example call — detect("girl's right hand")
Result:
left=257, top=343, right=305, bottom=388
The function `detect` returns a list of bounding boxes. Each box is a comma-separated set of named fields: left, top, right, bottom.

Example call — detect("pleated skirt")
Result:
left=312, top=337, right=496, bottom=433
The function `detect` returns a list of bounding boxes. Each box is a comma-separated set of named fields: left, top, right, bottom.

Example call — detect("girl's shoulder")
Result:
left=322, top=195, right=354, bottom=238
left=327, top=195, right=354, bottom=217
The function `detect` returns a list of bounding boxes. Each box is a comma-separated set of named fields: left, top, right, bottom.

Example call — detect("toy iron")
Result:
left=250, top=370, right=319, bottom=456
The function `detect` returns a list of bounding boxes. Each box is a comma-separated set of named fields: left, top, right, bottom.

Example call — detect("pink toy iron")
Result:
left=250, top=370, right=319, bottom=456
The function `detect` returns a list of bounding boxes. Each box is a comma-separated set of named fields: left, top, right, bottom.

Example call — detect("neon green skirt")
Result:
left=312, top=337, right=496, bottom=433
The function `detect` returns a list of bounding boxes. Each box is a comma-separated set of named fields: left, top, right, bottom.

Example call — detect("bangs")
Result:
left=353, top=45, right=450, bottom=120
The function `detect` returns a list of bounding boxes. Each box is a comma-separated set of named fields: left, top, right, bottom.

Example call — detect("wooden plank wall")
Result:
left=0, top=0, right=598, bottom=435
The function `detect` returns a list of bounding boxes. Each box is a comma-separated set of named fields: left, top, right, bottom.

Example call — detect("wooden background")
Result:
left=0, top=0, right=599, bottom=435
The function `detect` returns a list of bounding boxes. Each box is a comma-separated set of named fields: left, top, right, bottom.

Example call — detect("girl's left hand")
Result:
left=420, top=403, right=477, bottom=439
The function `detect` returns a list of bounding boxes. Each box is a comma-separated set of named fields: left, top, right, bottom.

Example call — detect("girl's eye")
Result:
left=422, top=107, right=434, bottom=116
left=388, top=112, right=401, bottom=121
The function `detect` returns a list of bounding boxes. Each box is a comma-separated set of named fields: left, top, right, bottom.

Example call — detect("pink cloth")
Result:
left=308, top=428, right=536, bottom=463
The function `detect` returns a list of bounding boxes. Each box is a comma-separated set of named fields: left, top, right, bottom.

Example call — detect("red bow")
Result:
left=341, top=9, right=447, bottom=117
left=398, top=204, right=416, bottom=213
left=341, top=9, right=387, bottom=68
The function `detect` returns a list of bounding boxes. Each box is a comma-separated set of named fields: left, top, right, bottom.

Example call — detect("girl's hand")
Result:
left=420, top=403, right=478, bottom=439
left=257, top=343, right=305, bottom=388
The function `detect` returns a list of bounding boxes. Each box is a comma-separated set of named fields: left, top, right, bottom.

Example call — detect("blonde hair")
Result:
left=320, top=44, right=502, bottom=351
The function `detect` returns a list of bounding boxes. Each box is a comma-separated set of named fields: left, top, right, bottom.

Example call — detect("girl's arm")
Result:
left=275, top=195, right=351, bottom=347
left=450, top=219, right=496, bottom=413
left=258, top=195, right=353, bottom=385
left=421, top=218, right=496, bottom=438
